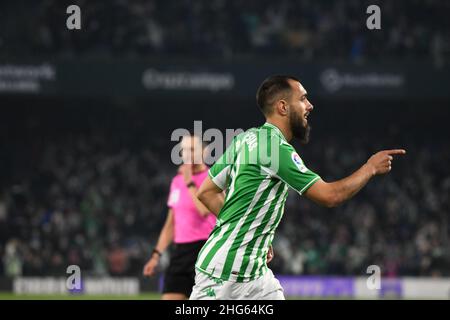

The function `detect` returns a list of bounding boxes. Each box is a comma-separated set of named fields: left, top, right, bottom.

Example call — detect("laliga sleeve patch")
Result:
left=291, top=152, right=308, bottom=173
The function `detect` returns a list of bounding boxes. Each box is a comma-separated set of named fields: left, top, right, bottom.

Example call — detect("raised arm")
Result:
left=304, top=149, right=406, bottom=208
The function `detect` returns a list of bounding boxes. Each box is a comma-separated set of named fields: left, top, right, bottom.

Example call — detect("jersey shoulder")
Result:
left=171, top=172, right=183, bottom=185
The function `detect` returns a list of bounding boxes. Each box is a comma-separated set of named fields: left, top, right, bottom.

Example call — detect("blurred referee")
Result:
left=143, top=134, right=216, bottom=300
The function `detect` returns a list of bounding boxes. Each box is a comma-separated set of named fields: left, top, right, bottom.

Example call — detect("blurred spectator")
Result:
left=107, top=245, right=129, bottom=276
left=3, top=240, right=23, bottom=277
left=0, top=0, right=448, bottom=64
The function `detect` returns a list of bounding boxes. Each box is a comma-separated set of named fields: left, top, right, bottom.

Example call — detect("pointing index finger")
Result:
left=385, top=149, right=406, bottom=155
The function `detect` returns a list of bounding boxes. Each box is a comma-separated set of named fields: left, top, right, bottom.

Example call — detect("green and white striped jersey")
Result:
left=195, top=122, right=321, bottom=282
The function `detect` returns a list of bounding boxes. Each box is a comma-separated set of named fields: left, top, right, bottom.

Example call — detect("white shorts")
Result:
left=189, top=268, right=285, bottom=300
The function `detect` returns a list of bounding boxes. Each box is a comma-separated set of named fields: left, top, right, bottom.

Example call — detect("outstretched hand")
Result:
left=366, top=149, right=406, bottom=176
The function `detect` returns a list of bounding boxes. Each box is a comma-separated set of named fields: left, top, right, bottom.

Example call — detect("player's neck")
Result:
left=193, top=163, right=207, bottom=173
left=265, top=119, right=292, bottom=142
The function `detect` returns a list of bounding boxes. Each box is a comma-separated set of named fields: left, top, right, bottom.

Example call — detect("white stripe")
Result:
left=210, top=166, right=231, bottom=190
left=229, top=181, right=282, bottom=275
left=206, top=178, right=271, bottom=276
left=299, top=175, right=321, bottom=194
left=243, top=185, right=288, bottom=276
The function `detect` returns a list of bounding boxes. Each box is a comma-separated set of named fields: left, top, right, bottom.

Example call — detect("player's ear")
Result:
left=275, top=99, right=289, bottom=116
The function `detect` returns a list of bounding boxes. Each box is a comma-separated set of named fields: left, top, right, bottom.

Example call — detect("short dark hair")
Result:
left=256, top=75, right=300, bottom=115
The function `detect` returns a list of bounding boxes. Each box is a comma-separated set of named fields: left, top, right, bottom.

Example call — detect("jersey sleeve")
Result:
left=208, top=135, right=240, bottom=190
left=166, top=178, right=179, bottom=208
left=274, top=141, right=321, bottom=195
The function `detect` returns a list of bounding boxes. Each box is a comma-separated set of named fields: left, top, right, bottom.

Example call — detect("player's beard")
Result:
left=289, top=109, right=311, bottom=144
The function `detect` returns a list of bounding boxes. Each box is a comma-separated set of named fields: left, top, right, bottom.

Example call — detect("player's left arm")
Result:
left=196, top=176, right=225, bottom=216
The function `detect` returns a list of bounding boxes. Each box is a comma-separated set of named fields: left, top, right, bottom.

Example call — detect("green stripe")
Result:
left=196, top=224, right=221, bottom=265
left=199, top=218, right=239, bottom=271
left=262, top=122, right=287, bottom=142
left=258, top=127, right=272, bottom=167
left=271, top=189, right=288, bottom=231
left=225, top=153, right=240, bottom=202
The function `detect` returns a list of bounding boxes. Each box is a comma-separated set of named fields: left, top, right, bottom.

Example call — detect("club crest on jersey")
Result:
left=291, top=152, right=308, bottom=173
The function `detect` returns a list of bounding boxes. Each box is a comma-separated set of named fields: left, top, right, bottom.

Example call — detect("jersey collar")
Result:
left=262, top=122, right=288, bottom=142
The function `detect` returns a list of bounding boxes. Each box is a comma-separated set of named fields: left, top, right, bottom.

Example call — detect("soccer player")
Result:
left=143, top=134, right=216, bottom=300
left=190, top=75, right=406, bottom=300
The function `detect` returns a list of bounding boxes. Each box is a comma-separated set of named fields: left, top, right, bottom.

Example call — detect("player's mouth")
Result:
left=304, top=112, right=310, bottom=122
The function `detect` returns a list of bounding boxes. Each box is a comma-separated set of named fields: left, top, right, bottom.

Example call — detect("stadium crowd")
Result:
left=0, top=0, right=448, bottom=64
left=1, top=116, right=449, bottom=278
